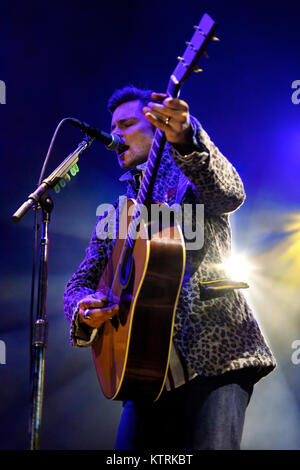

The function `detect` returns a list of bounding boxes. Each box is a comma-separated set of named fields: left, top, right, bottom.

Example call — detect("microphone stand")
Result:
left=29, top=192, right=52, bottom=450
left=12, top=135, right=94, bottom=450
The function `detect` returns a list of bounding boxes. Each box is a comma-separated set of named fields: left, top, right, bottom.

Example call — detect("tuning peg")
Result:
left=194, top=26, right=205, bottom=36
left=177, top=56, right=188, bottom=67
left=212, top=36, right=220, bottom=41
left=185, top=41, right=196, bottom=51
left=203, top=51, right=209, bottom=59
left=193, top=67, right=203, bottom=73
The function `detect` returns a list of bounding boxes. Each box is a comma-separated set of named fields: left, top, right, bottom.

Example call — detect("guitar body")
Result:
left=92, top=199, right=186, bottom=402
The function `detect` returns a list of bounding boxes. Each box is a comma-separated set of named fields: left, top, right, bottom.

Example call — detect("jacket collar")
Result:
left=118, top=162, right=147, bottom=183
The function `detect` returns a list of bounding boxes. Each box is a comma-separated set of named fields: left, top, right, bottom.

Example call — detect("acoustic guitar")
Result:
left=92, top=13, right=217, bottom=402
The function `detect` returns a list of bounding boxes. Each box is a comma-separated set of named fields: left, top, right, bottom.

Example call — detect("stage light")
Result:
left=223, top=253, right=256, bottom=283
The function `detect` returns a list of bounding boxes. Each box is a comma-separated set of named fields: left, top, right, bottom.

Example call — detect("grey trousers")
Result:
left=115, top=370, right=254, bottom=450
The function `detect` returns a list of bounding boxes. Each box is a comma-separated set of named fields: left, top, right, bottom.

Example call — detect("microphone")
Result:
left=67, top=117, right=123, bottom=150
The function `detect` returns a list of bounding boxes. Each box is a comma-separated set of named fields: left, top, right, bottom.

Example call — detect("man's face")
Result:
left=111, top=99, right=155, bottom=169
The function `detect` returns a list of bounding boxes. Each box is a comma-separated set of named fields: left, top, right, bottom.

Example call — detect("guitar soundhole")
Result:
left=110, top=254, right=135, bottom=329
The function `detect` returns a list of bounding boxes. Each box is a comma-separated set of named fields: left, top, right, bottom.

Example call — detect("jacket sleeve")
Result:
left=169, top=116, right=246, bottom=216
left=63, top=201, right=118, bottom=346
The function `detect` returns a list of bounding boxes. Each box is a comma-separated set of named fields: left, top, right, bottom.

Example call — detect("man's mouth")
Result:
left=117, top=144, right=130, bottom=157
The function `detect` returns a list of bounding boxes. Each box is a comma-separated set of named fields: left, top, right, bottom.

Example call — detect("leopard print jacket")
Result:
left=63, top=118, right=276, bottom=382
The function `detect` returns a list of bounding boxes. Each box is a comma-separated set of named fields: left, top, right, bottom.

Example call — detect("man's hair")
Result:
left=107, top=85, right=156, bottom=114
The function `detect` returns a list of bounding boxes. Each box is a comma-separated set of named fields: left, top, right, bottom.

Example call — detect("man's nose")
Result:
left=111, top=128, right=126, bottom=150
left=111, top=126, right=123, bottom=137
left=111, top=129, right=126, bottom=149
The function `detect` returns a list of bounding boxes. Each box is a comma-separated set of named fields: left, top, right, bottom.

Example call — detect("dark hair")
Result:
left=107, top=85, right=156, bottom=113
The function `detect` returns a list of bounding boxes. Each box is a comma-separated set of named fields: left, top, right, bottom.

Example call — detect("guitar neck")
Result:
left=134, top=12, right=216, bottom=211
left=136, top=78, right=180, bottom=209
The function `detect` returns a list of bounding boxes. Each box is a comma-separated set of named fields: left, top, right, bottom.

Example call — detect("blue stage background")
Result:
left=0, top=0, right=300, bottom=449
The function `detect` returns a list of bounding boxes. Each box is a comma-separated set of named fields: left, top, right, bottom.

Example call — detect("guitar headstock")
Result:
left=168, top=13, right=218, bottom=96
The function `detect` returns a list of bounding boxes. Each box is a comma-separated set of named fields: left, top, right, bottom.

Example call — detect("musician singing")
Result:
left=63, top=85, right=276, bottom=450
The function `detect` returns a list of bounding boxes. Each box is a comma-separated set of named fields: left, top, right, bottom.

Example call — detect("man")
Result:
left=63, top=86, right=276, bottom=450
